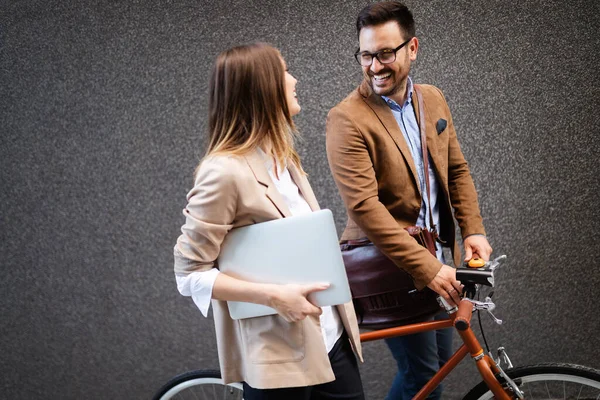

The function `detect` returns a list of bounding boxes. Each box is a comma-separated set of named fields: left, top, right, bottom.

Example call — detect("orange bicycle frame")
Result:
left=359, top=299, right=513, bottom=400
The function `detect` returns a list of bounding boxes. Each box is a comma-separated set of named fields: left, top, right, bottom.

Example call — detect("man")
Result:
left=326, top=2, right=492, bottom=399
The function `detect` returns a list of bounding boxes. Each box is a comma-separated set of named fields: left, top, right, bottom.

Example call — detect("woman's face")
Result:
left=282, top=59, right=301, bottom=116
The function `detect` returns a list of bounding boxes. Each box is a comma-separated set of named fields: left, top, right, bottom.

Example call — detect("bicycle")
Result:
left=153, top=255, right=600, bottom=399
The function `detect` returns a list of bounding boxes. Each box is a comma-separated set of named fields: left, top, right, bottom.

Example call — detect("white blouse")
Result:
left=176, top=152, right=343, bottom=352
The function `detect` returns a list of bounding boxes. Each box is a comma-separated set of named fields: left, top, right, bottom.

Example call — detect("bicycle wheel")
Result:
left=463, top=363, right=600, bottom=399
left=153, top=369, right=244, bottom=400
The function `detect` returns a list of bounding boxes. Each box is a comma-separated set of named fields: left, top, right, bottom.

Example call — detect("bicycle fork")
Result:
left=493, top=347, right=525, bottom=399
left=474, top=351, right=524, bottom=399
left=451, top=299, right=525, bottom=399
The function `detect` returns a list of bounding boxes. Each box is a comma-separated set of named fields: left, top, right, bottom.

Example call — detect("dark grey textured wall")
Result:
left=1, top=0, right=599, bottom=399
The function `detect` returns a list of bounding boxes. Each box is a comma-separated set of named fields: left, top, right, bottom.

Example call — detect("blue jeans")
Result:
left=384, top=312, right=453, bottom=400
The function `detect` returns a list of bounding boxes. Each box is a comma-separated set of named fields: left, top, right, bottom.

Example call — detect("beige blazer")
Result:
left=174, top=150, right=363, bottom=389
left=326, top=82, right=486, bottom=290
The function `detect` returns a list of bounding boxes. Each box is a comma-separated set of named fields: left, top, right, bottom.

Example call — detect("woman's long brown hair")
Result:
left=200, top=43, right=302, bottom=175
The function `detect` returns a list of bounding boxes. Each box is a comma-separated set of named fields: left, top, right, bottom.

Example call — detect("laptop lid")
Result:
left=217, top=209, right=351, bottom=320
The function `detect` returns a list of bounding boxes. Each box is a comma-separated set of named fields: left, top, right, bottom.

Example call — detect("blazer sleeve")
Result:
left=326, top=106, right=441, bottom=290
left=433, top=87, right=486, bottom=238
left=174, top=157, right=238, bottom=275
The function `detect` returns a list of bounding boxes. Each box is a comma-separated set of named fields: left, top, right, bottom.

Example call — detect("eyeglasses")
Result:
left=354, top=38, right=413, bottom=66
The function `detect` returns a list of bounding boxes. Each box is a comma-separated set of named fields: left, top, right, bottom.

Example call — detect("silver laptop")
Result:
left=217, top=209, right=351, bottom=320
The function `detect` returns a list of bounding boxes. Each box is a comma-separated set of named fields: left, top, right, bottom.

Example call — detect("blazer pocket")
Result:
left=240, top=315, right=305, bottom=364
left=436, top=118, right=447, bottom=135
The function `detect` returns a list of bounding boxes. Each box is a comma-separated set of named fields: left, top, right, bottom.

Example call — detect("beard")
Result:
left=366, top=62, right=411, bottom=99
left=369, top=74, right=403, bottom=97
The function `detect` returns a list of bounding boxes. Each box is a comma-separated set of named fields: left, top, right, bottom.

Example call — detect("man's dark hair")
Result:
left=356, top=1, right=415, bottom=39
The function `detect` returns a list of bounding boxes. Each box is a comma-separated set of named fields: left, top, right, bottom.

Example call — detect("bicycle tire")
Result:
left=153, top=369, right=244, bottom=400
left=463, top=363, right=600, bottom=399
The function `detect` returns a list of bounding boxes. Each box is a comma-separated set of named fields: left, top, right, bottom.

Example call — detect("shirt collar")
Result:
left=382, top=76, right=414, bottom=111
left=256, top=147, right=286, bottom=175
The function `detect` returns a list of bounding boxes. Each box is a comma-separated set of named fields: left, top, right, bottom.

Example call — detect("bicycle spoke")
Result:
left=191, top=384, right=200, bottom=400
left=527, top=383, right=535, bottom=400
left=523, top=380, right=600, bottom=400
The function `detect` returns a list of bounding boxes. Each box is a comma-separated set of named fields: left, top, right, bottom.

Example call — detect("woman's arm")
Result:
left=174, top=157, right=238, bottom=276
left=174, top=156, right=325, bottom=322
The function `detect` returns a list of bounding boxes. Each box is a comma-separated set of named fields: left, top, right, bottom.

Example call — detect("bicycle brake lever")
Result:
left=487, top=254, right=507, bottom=271
left=470, top=297, right=503, bottom=325
left=485, top=309, right=503, bottom=325
left=470, top=297, right=495, bottom=310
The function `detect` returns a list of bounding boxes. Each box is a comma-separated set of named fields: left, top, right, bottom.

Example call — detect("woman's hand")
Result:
left=212, top=273, right=329, bottom=322
left=267, top=283, right=329, bottom=322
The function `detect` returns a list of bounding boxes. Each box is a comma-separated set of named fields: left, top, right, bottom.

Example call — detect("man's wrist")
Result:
left=463, top=233, right=485, bottom=240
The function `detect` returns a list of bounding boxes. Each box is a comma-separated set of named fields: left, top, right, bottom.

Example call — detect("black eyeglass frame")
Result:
left=354, top=37, right=413, bottom=66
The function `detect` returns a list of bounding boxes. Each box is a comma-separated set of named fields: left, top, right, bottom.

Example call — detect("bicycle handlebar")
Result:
left=454, top=299, right=474, bottom=331
left=455, top=255, right=507, bottom=288
left=456, top=268, right=494, bottom=287
left=446, top=255, right=508, bottom=328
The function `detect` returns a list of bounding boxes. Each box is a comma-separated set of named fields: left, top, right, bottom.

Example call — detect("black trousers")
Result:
left=242, top=332, right=365, bottom=400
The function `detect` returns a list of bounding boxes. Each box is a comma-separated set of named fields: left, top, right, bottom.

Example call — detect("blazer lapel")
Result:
left=413, top=85, right=445, bottom=184
left=287, top=163, right=320, bottom=212
left=244, top=151, right=292, bottom=218
left=359, top=81, right=421, bottom=191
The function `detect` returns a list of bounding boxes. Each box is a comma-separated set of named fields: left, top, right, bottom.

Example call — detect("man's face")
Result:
left=358, top=21, right=418, bottom=101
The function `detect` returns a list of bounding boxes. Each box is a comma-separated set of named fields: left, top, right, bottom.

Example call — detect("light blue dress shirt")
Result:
left=382, top=77, right=444, bottom=261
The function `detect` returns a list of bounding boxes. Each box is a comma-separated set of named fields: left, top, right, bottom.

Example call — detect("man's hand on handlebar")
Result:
left=463, top=235, right=493, bottom=262
left=427, top=264, right=462, bottom=306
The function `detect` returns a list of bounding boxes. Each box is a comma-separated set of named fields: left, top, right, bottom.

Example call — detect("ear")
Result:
left=409, top=37, right=419, bottom=61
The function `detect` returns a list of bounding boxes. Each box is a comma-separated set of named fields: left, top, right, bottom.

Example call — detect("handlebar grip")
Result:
left=454, top=300, right=473, bottom=331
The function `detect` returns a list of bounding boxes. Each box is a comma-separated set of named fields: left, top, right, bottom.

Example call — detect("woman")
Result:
left=173, top=43, right=365, bottom=399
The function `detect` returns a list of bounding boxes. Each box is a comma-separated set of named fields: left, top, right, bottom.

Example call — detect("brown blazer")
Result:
left=174, top=150, right=363, bottom=389
left=326, top=82, right=485, bottom=290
